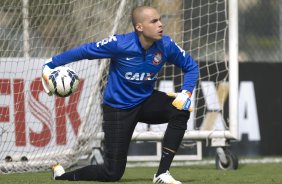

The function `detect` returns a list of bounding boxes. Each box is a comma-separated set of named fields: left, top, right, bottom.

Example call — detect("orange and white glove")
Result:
left=166, top=90, right=192, bottom=112
left=42, top=59, right=55, bottom=96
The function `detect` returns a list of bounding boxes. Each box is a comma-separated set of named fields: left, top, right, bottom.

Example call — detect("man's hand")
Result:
left=166, top=90, right=192, bottom=112
left=42, top=59, right=56, bottom=96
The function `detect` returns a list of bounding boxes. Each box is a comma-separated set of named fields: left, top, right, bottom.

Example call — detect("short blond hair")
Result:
left=131, top=6, right=157, bottom=27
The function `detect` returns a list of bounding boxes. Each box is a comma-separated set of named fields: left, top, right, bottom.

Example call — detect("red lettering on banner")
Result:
left=0, top=79, right=11, bottom=122
left=29, top=78, right=51, bottom=147
left=13, top=79, right=26, bottom=146
left=55, top=80, right=84, bottom=145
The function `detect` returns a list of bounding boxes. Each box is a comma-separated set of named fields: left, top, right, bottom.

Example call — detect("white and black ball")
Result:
left=48, top=66, right=79, bottom=97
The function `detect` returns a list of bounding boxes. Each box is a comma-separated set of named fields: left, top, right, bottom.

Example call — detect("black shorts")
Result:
left=55, top=90, right=190, bottom=181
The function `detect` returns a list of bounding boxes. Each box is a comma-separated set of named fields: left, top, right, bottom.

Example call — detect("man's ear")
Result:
left=136, top=23, right=143, bottom=32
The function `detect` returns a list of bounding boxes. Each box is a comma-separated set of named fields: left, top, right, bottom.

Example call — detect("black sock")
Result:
left=156, top=148, right=175, bottom=176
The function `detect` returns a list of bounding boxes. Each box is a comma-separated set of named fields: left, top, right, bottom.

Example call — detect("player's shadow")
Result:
left=121, top=178, right=196, bottom=183
left=120, top=178, right=150, bottom=183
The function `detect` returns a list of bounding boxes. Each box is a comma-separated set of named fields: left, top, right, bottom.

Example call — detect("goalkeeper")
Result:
left=42, top=6, right=198, bottom=184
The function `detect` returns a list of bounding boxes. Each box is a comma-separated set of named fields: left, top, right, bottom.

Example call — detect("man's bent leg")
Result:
left=157, top=107, right=189, bottom=175
left=138, top=91, right=190, bottom=176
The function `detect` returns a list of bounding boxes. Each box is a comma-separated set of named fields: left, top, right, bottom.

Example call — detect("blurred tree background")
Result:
left=239, top=0, right=279, bottom=62
left=0, top=0, right=280, bottom=62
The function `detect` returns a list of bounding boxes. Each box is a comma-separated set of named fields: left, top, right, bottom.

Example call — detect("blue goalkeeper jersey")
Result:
left=51, top=32, right=199, bottom=109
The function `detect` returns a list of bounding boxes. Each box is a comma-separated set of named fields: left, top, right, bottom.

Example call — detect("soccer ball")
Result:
left=48, top=66, right=79, bottom=97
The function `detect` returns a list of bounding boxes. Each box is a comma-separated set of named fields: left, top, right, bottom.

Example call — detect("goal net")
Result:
left=0, top=0, right=232, bottom=173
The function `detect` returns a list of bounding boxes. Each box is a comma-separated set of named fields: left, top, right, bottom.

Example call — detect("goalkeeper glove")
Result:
left=42, top=59, right=56, bottom=96
left=167, top=90, right=192, bottom=112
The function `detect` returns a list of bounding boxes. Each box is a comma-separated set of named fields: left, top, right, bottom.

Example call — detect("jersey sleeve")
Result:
left=167, top=37, right=199, bottom=93
left=51, top=35, right=118, bottom=66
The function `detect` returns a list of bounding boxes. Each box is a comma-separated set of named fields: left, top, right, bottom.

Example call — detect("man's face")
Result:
left=137, top=9, right=163, bottom=41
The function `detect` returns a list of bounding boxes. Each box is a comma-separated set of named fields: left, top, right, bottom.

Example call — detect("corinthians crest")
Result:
left=152, top=52, right=162, bottom=65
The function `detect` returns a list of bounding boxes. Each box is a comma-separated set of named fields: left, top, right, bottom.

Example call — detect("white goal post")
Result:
left=0, top=0, right=238, bottom=173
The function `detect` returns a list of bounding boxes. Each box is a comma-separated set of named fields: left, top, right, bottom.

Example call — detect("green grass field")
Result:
left=1, top=163, right=282, bottom=184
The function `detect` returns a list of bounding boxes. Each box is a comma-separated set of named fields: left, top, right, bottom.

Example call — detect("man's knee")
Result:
left=103, top=158, right=126, bottom=181
left=169, top=109, right=190, bottom=130
left=105, top=171, right=124, bottom=182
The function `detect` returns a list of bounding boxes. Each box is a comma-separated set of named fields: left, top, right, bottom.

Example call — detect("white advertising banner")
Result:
left=0, top=58, right=100, bottom=160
